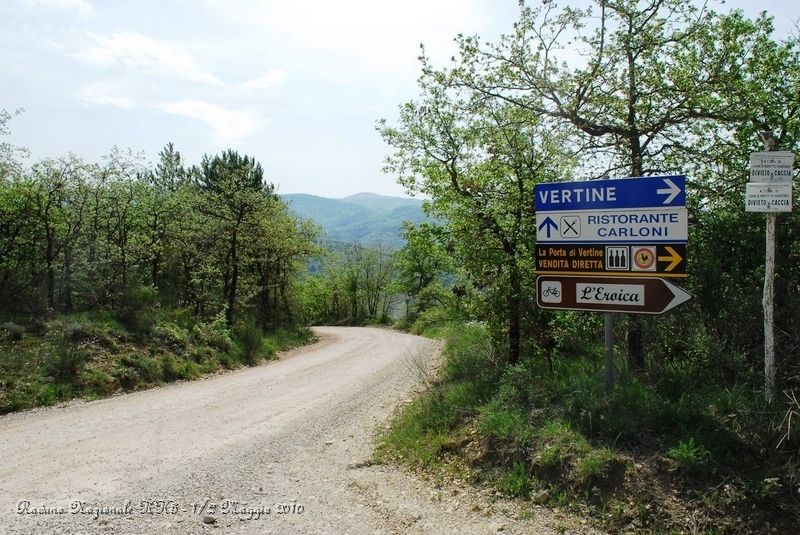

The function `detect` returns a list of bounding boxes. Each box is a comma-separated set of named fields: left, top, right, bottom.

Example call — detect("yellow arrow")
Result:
left=658, top=246, right=683, bottom=272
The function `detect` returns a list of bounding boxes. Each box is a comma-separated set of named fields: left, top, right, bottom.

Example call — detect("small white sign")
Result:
left=576, top=282, right=645, bottom=306
left=631, top=246, right=657, bottom=272
left=536, top=208, right=688, bottom=243
left=540, top=281, right=562, bottom=303
left=605, top=246, right=629, bottom=270
left=750, top=151, right=794, bottom=182
left=745, top=183, right=793, bottom=212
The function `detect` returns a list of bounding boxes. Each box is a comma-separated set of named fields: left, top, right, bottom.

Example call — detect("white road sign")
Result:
left=535, top=208, right=688, bottom=243
left=750, top=151, right=794, bottom=182
left=745, top=183, right=793, bottom=212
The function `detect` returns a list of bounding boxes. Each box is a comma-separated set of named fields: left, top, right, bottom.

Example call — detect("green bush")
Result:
left=113, top=366, right=139, bottom=390
left=45, top=337, right=89, bottom=382
left=37, top=384, right=57, bottom=405
left=120, top=353, right=162, bottom=383
left=497, top=461, right=533, bottom=497
left=478, top=403, right=531, bottom=446
left=217, top=351, right=237, bottom=369
left=667, top=437, right=711, bottom=471
left=187, top=345, right=214, bottom=364
left=27, top=318, right=48, bottom=336
left=442, top=323, right=502, bottom=384
left=118, top=285, right=158, bottom=337
left=153, top=322, right=189, bottom=350
left=1, top=322, right=24, bottom=342
left=81, top=369, right=116, bottom=396
left=572, top=447, right=623, bottom=488
left=191, top=310, right=232, bottom=351
left=274, top=326, right=313, bottom=349
left=411, top=305, right=460, bottom=337
left=236, top=321, right=263, bottom=365
left=261, top=337, right=278, bottom=359
left=534, top=421, right=590, bottom=472
left=61, top=321, right=95, bottom=343
left=162, top=355, right=201, bottom=381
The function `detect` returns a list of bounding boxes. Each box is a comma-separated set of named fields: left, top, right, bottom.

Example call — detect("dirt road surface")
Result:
left=0, top=327, right=600, bottom=534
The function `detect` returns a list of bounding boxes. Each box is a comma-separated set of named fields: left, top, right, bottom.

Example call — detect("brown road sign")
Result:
left=535, top=243, right=686, bottom=277
left=537, top=275, right=691, bottom=314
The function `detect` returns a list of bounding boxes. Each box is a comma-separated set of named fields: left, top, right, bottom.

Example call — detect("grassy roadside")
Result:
left=377, top=322, right=799, bottom=534
left=0, top=309, right=314, bottom=414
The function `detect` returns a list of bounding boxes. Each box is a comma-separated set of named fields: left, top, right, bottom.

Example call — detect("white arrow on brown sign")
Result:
left=536, top=275, right=691, bottom=314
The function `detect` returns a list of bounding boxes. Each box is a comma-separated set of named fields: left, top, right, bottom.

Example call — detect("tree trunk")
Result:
left=226, top=228, right=238, bottom=325
left=63, top=251, right=74, bottom=313
left=45, top=230, right=55, bottom=310
left=508, top=263, right=521, bottom=365
left=151, top=252, right=161, bottom=289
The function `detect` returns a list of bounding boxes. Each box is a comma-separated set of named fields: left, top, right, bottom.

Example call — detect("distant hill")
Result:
left=281, top=192, right=426, bottom=247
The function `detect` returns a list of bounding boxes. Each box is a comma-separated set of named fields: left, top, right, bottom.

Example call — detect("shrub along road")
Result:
left=0, top=327, right=600, bottom=534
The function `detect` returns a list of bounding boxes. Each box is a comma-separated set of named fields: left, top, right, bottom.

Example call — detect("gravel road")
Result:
left=0, top=327, right=601, bottom=534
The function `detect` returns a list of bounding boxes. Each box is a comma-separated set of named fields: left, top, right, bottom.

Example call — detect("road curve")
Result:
left=0, top=326, right=599, bottom=535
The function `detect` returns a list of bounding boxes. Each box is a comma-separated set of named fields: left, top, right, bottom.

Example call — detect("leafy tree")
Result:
left=28, top=156, right=90, bottom=312
left=393, top=223, right=452, bottom=308
left=196, top=150, right=274, bottom=324
left=440, top=0, right=765, bottom=370
left=245, top=198, right=319, bottom=328
left=0, top=178, right=35, bottom=309
left=0, top=108, right=28, bottom=179
left=380, top=46, right=572, bottom=363
left=139, top=144, right=190, bottom=296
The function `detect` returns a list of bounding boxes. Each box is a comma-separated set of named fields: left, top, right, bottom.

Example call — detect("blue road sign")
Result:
left=535, top=176, right=685, bottom=212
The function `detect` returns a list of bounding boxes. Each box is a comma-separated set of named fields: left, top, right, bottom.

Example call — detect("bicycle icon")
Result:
left=542, top=286, right=560, bottom=298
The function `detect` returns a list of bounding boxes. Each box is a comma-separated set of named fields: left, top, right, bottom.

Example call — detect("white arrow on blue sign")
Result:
left=535, top=176, right=686, bottom=211
left=535, top=175, right=688, bottom=244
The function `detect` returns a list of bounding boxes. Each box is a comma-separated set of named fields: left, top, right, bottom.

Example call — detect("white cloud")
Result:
left=199, top=0, right=486, bottom=70
left=156, top=99, right=263, bottom=146
left=23, top=0, right=93, bottom=17
left=239, top=69, right=287, bottom=90
left=77, top=31, right=224, bottom=86
left=75, top=80, right=133, bottom=109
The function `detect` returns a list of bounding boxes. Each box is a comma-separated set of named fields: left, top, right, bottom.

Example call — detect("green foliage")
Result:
left=191, top=310, right=233, bottom=351
left=236, top=320, right=263, bottom=365
left=61, top=321, right=95, bottom=344
left=378, top=324, right=504, bottom=466
left=118, top=285, right=158, bottom=338
left=0, top=140, right=315, bottom=351
left=534, top=421, right=591, bottom=475
left=120, top=353, right=162, bottom=383
left=441, top=323, right=502, bottom=383
left=0, top=308, right=316, bottom=413
left=410, top=304, right=463, bottom=338
left=379, top=322, right=796, bottom=531
left=81, top=369, right=116, bottom=396
left=572, top=447, right=622, bottom=489
left=161, top=354, right=201, bottom=382
left=112, top=366, right=139, bottom=390
left=45, top=337, right=89, bottom=382
left=496, top=461, right=533, bottom=498
left=153, top=322, right=189, bottom=351
left=667, top=437, right=711, bottom=471
left=34, top=382, right=76, bottom=406
left=478, top=404, right=529, bottom=443
left=1, top=322, right=24, bottom=342
left=296, top=244, right=396, bottom=325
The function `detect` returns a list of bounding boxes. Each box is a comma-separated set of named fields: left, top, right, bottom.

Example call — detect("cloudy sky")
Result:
left=1, top=1, right=798, bottom=197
